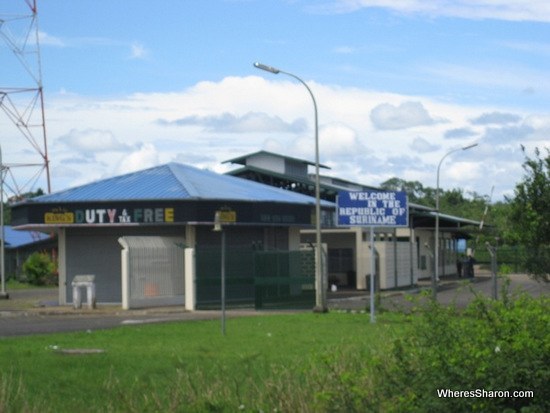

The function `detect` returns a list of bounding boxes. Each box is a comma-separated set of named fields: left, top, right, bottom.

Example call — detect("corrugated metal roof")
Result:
left=30, top=163, right=333, bottom=205
left=2, top=226, right=52, bottom=248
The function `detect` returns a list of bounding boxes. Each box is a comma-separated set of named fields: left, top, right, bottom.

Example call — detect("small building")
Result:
left=225, top=151, right=479, bottom=290
left=2, top=225, right=56, bottom=279
left=11, top=162, right=334, bottom=308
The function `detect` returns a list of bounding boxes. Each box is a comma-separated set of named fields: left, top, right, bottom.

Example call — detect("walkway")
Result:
left=1, top=273, right=548, bottom=337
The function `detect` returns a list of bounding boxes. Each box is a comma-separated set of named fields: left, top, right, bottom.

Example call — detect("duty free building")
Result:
left=11, top=162, right=333, bottom=308
left=11, top=151, right=479, bottom=309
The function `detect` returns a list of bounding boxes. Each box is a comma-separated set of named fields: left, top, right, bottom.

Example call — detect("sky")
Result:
left=1, top=0, right=550, bottom=203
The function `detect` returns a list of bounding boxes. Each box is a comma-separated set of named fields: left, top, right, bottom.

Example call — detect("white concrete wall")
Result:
left=247, top=154, right=285, bottom=174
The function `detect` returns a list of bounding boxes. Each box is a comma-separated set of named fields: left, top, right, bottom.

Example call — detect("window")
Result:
left=328, top=248, right=353, bottom=272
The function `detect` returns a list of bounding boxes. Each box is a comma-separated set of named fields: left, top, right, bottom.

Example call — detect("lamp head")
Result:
left=253, top=62, right=280, bottom=74
left=462, top=143, right=478, bottom=151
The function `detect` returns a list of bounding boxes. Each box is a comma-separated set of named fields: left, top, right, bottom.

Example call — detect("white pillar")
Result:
left=118, top=237, right=130, bottom=310
left=184, top=248, right=196, bottom=311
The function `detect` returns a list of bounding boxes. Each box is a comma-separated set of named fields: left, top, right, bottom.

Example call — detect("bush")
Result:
left=310, top=285, right=549, bottom=412
left=499, top=263, right=515, bottom=275
left=369, top=287, right=549, bottom=412
left=22, top=252, right=56, bottom=286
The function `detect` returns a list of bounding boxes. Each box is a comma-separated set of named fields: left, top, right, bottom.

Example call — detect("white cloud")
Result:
left=321, top=123, right=363, bottom=153
left=332, top=45, right=356, bottom=54
left=316, top=1, right=550, bottom=22
left=421, top=62, right=550, bottom=95
left=262, top=139, right=285, bottom=154
left=410, top=137, right=440, bottom=153
left=445, top=161, right=482, bottom=182
left=57, top=128, right=132, bottom=154
left=471, top=111, right=522, bottom=125
left=482, top=124, right=535, bottom=145
left=130, top=42, right=147, bottom=59
left=35, top=75, right=547, bottom=200
left=523, top=114, right=550, bottom=130
left=370, top=101, right=439, bottom=130
left=37, top=32, right=149, bottom=59
left=501, top=40, right=550, bottom=55
left=158, top=112, right=307, bottom=133
left=444, top=127, right=478, bottom=140
left=114, top=143, right=159, bottom=175
left=292, top=123, right=366, bottom=160
left=38, top=31, right=66, bottom=47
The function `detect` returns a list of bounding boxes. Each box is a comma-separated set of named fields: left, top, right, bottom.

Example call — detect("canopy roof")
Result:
left=26, top=162, right=332, bottom=206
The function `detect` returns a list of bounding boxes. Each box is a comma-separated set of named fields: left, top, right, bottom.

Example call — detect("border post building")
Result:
left=224, top=151, right=480, bottom=290
left=11, top=162, right=335, bottom=309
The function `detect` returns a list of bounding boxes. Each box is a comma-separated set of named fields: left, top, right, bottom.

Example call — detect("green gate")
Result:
left=195, top=247, right=315, bottom=310
left=254, top=249, right=315, bottom=309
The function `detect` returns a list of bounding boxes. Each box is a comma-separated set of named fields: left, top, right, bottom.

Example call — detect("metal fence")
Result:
left=195, top=246, right=315, bottom=310
left=474, top=245, right=526, bottom=273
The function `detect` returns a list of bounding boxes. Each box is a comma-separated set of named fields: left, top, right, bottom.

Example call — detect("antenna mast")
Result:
left=0, top=0, right=51, bottom=198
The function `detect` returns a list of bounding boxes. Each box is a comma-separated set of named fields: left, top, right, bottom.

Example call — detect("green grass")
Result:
left=5, top=279, right=58, bottom=290
left=0, top=312, right=409, bottom=412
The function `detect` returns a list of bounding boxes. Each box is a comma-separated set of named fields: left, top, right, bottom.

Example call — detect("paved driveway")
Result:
left=1, top=273, right=547, bottom=337
left=328, top=273, right=549, bottom=312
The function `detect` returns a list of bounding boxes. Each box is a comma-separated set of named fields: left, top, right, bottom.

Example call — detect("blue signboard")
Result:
left=337, top=190, right=408, bottom=227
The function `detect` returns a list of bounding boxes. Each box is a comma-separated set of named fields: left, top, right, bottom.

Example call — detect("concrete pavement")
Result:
left=1, top=272, right=548, bottom=337
left=328, top=272, right=549, bottom=312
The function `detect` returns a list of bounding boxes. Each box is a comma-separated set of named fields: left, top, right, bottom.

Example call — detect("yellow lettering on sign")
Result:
left=45, top=212, right=75, bottom=224
left=219, top=210, right=236, bottom=223
left=165, top=208, right=174, bottom=222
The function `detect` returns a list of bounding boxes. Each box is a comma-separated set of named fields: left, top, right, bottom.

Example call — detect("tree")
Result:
left=508, top=146, right=550, bottom=281
left=379, top=177, right=436, bottom=205
left=379, top=177, right=426, bottom=203
left=380, top=178, right=488, bottom=221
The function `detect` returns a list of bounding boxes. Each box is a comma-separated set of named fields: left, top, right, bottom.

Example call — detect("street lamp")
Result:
left=253, top=62, right=326, bottom=312
left=0, top=145, right=8, bottom=299
left=213, top=211, right=226, bottom=335
left=433, top=143, right=478, bottom=299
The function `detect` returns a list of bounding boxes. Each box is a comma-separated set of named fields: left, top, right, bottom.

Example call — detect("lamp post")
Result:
left=433, top=143, right=478, bottom=300
left=213, top=211, right=226, bottom=335
left=253, top=62, right=326, bottom=312
left=0, top=145, right=8, bottom=299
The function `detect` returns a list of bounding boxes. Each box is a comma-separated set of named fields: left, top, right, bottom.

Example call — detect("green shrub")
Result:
left=22, top=252, right=56, bottom=286
left=310, top=286, right=549, bottom=413
left=499, top=263, right=515, bottom=275
left=370, top=289, right=549, bottom=412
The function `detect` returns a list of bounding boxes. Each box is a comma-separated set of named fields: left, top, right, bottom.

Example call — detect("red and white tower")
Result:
left=0, top=0, right=51, bottom=199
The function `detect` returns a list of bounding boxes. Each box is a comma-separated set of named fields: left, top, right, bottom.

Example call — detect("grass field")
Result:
left=0, top=311, right=409, bottom=412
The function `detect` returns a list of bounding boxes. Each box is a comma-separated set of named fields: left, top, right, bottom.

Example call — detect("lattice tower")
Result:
left=0, top=0, right=51, bottom=202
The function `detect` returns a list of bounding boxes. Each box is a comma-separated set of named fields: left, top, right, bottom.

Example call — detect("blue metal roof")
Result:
left=30, top=162, right=333, bottom=206
left=2, top=226, right=52, bottom=249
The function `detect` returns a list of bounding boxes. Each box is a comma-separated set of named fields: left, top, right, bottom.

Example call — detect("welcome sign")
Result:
left=337, top=190, right=408, bottom=227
